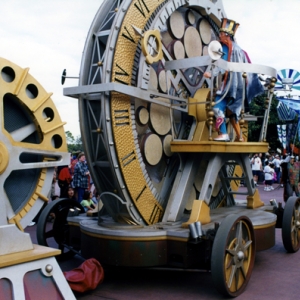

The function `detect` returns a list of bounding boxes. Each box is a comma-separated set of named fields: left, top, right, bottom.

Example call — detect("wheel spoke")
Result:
left=240, top=264, right=247, bottom=280
left=227, top=264, right=237, bottom=289
left=234, top=267, right=240, bottom=291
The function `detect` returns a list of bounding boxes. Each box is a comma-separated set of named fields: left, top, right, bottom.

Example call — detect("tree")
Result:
left=65, top=130, right=83, bottom=153
left=248, top=93, right=298, bottom=152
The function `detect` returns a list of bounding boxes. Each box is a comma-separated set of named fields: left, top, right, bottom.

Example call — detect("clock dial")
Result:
left=76, top=0, right=226, bottom=225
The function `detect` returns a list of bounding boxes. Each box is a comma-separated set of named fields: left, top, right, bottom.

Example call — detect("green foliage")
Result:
left=248, top=93, right=297, bottom=151
left=65, top=130, right=83, bottom=153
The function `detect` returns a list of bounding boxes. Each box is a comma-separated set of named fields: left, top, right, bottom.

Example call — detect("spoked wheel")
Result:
left=37, top=198, right=85, bottom=260
left=211, top=215, right=256, bottom=297
left=282, top=196, right=300, bottom=253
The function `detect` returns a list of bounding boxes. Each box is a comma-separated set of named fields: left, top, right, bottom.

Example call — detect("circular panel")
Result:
left=184, top=26, right=202, bottom=58
left=163, top=134, right=173, bottom=157
left=150, top=101, right=171, bottom=135
left=173, top=40, right=185, bottom=60
left=169, top=11, right=185, bottom=39
left=143, top=134, right=163, bottom=166
left=149, top=66, right=158, bottom=90
left=136, top=106, right=149, bottom=125
left=158, top=70, right=171, bottom=93
left=199, top=19, right=212, bottom=44
left=203, top=45, right=208, bottom=56
left=186, top=10, right=195, bottom=25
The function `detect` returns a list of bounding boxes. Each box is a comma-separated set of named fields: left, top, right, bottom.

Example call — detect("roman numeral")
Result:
left=149, top=205, right=161, bottom=224
left=114, top=109, right=130, bottom=126
left=114, top=63, right=130, bottom=85
left=134, top=0, right=150, bottom=18
left=136, top=185, right=147, bottom=202
left=121, top=26, right=136, bottom=44
left=121, top=151, right=136, bottom=167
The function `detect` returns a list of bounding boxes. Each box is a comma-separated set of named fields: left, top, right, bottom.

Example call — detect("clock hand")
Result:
left=64, top=82, right=188, bottom=112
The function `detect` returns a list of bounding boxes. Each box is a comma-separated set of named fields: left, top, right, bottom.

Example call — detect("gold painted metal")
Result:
left=142, top=29, right=163, bottom=64
left=171, top=141, right=269, bottom=154
left=0, top=142, right=9, bottom=174
left=0, top=244, right=60, bottom=269
left=188, top=88, right=210, bottom=123
left=182, top=200, right=211, bottom=228
left=0, top=57, right=68, bottom=228
left=111, top=0, right=165, bottom=225
left=247, top=189, right=264, bottom=208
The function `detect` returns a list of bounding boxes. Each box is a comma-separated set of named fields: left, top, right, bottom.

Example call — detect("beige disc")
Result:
left=186, top=10, right=195, bottom=25
left=199, top=19, right=212, bottom=44
left=184, top=27, right=202, bottom=58
left=158, top=70, right=171, bottom=93
left=143, top=134, right=163, bottom=166
left=135, top=99, right=148, bottom=135
left=163, top=134, right=173, bottom=157
left=202, top=45, right=208, bottom=56
left=169, top=11, right=185, bottom=39
left=173, top=40, right=185, bottom=60
left=137, top=106, right=149, bottom=125
left=149, top=66, right=158, bottom=91
left=150, top=98, right=171, bottom=135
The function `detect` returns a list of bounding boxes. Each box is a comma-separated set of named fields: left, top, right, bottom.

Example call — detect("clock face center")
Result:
left=0, top=142, right=9, bottom=174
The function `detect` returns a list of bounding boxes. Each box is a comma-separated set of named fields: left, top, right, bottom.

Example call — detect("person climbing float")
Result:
left=204, top=18, right=264, bottom=141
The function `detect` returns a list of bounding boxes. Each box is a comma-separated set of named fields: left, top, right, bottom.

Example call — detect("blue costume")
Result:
left=212, top=18, right=264, bottom=141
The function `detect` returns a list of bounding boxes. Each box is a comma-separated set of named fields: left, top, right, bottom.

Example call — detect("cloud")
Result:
left=1, top=0, right=102, bottom=137
left=1, top=0, right=299, bottom=138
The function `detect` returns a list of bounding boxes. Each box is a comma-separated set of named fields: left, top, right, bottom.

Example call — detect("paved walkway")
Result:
left=26, top=183, right=299, bottom=299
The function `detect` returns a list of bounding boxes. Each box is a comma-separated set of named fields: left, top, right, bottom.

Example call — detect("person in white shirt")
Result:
left=264, top=161, right=275, bottom=191
left=250, top=153, right=262, bottom=186
left=271, top=154, right=282, bottom=184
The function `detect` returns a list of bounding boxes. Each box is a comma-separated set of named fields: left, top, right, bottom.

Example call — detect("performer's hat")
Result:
left=219, top=18, right=239, bottom=36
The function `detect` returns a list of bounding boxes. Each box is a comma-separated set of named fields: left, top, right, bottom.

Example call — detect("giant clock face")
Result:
left=77, top=0, right=226, bottom=225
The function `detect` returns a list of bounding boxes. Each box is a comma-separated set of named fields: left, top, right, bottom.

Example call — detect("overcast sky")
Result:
left=1, top=0, right=299, bottom=137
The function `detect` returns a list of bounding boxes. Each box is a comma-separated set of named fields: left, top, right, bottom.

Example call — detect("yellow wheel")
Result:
left=282, top=196, right=300, bottom=253
left=0, top=57, right=69, bottom=230
left=211, top=215, right=255, bottom=297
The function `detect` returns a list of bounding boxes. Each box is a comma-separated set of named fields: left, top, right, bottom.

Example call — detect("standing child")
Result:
left=264, top=161, right=274, bottom=191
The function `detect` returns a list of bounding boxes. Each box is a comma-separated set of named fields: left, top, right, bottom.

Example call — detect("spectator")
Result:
left=80, top=190, right=95, bottom=212
left=73, top=152, right=90, bottom=203
left=286, top=156, right=300, bottom=197
left=250, top=153, right=262, bottom=186
left=58, top=164, right=72, bottom=198
left=264, top=161, right=274, bottom=191
left=66, top=186, right=77, bottom=201
left=272, top=154, right=282, bottom=183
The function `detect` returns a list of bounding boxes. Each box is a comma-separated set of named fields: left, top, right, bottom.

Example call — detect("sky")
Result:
left=1, top=0, right=300, bottom=138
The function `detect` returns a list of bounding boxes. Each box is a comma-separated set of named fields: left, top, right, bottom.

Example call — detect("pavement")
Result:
left=25, top=183, right=300, bottom=300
